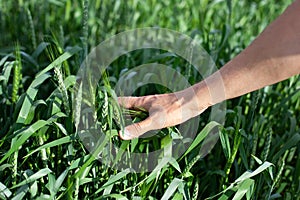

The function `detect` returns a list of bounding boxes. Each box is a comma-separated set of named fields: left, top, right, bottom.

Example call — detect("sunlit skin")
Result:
left=118, top=0, right=300, bottom=140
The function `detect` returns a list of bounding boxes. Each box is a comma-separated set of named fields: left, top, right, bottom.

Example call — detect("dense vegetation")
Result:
left=0, top=0, right=299, bottom=199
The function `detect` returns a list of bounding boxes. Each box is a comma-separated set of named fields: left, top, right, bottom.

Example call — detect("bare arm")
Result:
left=196, top=0, right=300, bottom=106
left=119, top=0, right=300, bottom=140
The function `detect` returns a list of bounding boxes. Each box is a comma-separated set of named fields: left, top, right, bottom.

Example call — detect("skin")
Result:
left=118, top=0, right=300, bottom=140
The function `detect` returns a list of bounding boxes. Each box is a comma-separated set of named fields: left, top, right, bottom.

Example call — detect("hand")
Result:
left=118, top=86, right=209, bottom=140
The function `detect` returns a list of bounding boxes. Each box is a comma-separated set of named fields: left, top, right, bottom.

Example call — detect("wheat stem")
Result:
left=222, top=107, right=242, bottom=187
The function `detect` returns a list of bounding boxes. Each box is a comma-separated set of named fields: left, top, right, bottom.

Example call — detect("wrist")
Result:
left=177, top=81, right=212, bottom=115
left=192, top=81, right=212, bottom=108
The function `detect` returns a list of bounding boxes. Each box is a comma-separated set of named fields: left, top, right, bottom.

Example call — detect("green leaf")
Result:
left=46, top=173, right=56, bottom=196
left=0, top=164, right=12, bottom=171
left=103, top=184, right=113, bottom=196
left=0, top=54, right=11, bottom=67
left=32, top=42, right=50, bottom=59
left=0, top=182, right=12, bottom=199
left=114, top=140, right=130, bottom=166
left=251, top=154, right=263, bottom=165
left=47, top=0, right=65, bottom=6
left=208, top=162, right=273, bottom=199
left=161, top=178, right=183, bottom=200
left=53, top=169, right=68, bottom=194
left=0, top=120, right=48, bottom=164
left=146, top=157, right=171, bottom=184
left=218, top=190, right=236, bottom=200
left=131, top=138, right=139, bottom=152
left=169, top=157, right=181, bottom=173
left=68, top=155, right=90, bottom=170
left=180, top=121, right=220, bottom=159
left=234, top=162, right=273, bottom=184
left=11, top=168, right=52, bottom=189
left=272, top=133, right=300, bottom=161
left=171, top=192, right=184, bottom=200
left=35, top=194, right=51, bottom=200
left=25, top=135, right=73, bottom=158
left=79, top=178, right=93, bottom=186
left=11, top=185, right=29, bottom=200
left=16, top=73, right=51, bottom=124
left=29, top=180, right=38, bottom=198
left=1, top=61, right=13, bottom=85
left=46, top=75, right=76, bottom=101
left=24, top=99, right=47, bottom=124
left=36, top=46, right=81, bottom=78
left=20, top=51, right=39, bottom=68
left=232, top=179, right=254, bottom=200
left=0, top=112, right=66, bottom=164
left=96, top=169, right=131, bottom=194
left=219, top=127, right=231, bottom=159
left=53, top=122, right=68, bottom=135
left=101, top=194, right=128, bottom=200
left=73, top=134, right=110, bottom=179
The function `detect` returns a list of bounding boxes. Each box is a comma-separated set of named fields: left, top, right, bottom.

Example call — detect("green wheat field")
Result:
left=0, top=0, right=299, bottom=199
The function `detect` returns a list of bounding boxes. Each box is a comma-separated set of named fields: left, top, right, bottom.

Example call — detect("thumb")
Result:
left=119, top=117, right=153, bottom=140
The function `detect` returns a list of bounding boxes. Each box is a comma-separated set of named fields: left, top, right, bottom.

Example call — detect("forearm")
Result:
left=194, top=0, right=300, bottom=106
left=118, top=0, right=300, bottom=139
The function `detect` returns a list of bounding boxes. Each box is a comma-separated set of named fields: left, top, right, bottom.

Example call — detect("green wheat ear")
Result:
left=182, top=155, right=201, bottom=177
left=82, top=0, right=88, bottom=57
left=100, top=89, right=108, bottom=131
left=54, top=66, right=70, bottom=114
left=11, top=44, right=22, bottom=104
left=262, top=126, right=273, bottom=162
left=192, top=177, right=200, bottom=200
left=27, top=8, right=36, bottom=49
left=46, top=39, right=71, bottom=114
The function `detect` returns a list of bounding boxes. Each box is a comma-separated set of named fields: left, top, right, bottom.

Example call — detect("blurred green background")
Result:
left=0, top=0, right=299, bottom=199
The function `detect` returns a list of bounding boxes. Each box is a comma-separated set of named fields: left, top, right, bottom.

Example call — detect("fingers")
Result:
left=118, top=96, right=143, bottom=109
left=118, top=117, right=154, bottom=140
left=118, top=96, right=153, bottom=140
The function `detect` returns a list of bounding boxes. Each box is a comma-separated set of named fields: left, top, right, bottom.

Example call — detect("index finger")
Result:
left=117, top=96, right=144, bottom=109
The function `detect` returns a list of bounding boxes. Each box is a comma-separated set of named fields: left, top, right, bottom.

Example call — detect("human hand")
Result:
left=118, top=86, right=210, bottom=140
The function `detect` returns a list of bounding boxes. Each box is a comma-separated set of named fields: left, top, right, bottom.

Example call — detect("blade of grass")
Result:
left=24, top=135, right=74, bottom=158
left=11, top=168, right=52, bottom=189
left=16, top=73, right=51, bottom=124
left=232, top=179, right=254, bottom=200
left=35, top=46, right=81, bottom=78
left=0, top=182, right=12, bottom=199
left=95, top=168, right=131, bottom=194
left=0, top=112, right=66, bottom=164
left=180, top=121, right=220, bottom=160
left=161, top=178, right=183, bottom=200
